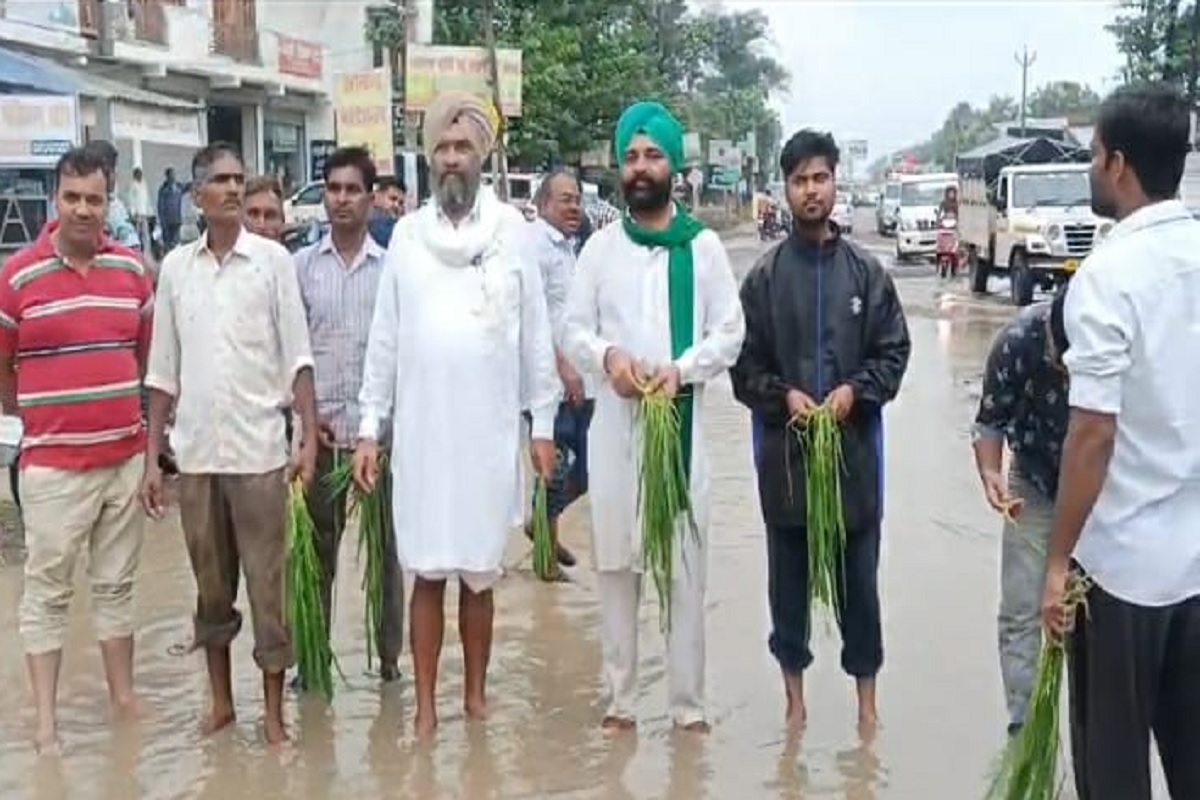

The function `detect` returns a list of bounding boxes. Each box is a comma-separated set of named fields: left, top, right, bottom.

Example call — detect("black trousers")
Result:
left=765, top=520, right=883, bottom=677
left=1068, top=580, right=1200, bottom=800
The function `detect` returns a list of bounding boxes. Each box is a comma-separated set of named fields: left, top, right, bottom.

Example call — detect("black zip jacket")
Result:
left=730, top=232, right=911, bottom=531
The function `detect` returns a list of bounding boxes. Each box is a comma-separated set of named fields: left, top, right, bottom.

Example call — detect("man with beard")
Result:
left=351, top=91, right=558, bottom=737
left=730, top=129, right=910, bottom=733
left=142, top=142, right=319, bottom=746
left=1042, top=83, right=1200, bottom=799
left=562, top=101, right=745, bottom=733
left=522, top=168, right=586, bottom=579
left=295, top=146, right=405, bottom=686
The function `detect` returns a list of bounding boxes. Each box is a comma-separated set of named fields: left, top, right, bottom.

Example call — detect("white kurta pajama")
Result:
left=357, top=192, right=559, bottom=592
left=562, top=221, right=745, bottom=726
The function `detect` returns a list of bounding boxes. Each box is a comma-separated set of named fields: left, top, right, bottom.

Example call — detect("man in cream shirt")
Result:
left=1043, top=82, right=1200, bottom=799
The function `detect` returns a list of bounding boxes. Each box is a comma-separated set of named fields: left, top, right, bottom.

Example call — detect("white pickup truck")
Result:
left=893, top=172, right=958, bottom=262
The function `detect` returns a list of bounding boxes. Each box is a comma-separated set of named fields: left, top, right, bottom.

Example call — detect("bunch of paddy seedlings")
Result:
left=530, top=477, right=555, bottom=580
left=326, top=452, right=389, bottom=671
left=788, top=407, right=848, bottom=624
left=985, top=553, right=1093, bottom=798
left=636, top=385, right=697, bottom=631
left=287, top=478, right=338, bottom=700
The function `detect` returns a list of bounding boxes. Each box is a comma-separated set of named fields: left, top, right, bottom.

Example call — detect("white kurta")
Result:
left=358, top=194, right=558, bottom=588
left=561, top=221, right=745, bottom=724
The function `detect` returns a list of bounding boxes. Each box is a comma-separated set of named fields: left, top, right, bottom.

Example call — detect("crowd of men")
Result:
left=0, top=78, right=1195, bottom=800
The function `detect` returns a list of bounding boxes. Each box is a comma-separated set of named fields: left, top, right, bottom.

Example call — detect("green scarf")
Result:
left=622, top=203, right=705, bottom=478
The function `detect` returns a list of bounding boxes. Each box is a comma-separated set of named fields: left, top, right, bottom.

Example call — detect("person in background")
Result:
left=730, top=129, right=910, bottom=734
left=157, top=167, right=184, bottom=252
left=562, top=101, right=745, bottom=734
left=294, top=146, right=406, bottom=686
left=243, top=176, right=287, bottom=242
left=142, top=142, right=318, bottom=747
left=937, top=185, right=959, bottom=222
left=972, top=285, right=1071, bottom=737
left=368, top=176, right=406, bottom=248
left=82, top=140, right=141, bottom=250
left=0, top=146, right=153, bottom=754
left=1043, top=82, right=1200, bottom=800
left=522, top=168, right=586, bottom=579
left=127, top=166, right=153, bottom=253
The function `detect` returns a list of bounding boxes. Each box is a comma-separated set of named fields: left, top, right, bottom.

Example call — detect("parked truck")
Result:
left=956, top=136, right=1112, bottom=306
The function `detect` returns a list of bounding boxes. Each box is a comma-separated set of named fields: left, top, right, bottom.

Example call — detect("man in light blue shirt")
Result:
left=83, top=140, right=142, bottom=250
left=523, top=168, right=590, bottom=579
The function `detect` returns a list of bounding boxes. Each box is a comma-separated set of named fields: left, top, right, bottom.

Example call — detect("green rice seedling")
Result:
left=637, top=390, right=697, bottom=632
left=789, top=408, right=848, bottom=625
left=530, top=477, right=555, bottom=580
left=287, top=478, right=337, bottom=701
left=985, top=571, right=1093, bottom=800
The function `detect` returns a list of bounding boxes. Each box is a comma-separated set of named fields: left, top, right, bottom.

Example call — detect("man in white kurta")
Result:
left=562, top=101, right=745, bottom=732
left=352, top=92, right=559, bottom=737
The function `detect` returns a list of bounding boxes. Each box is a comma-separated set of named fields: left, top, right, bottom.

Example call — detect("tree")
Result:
left=364, top=0, right=789, bottom=173
left=1027, top=81, right=1102, bottom=119
left=1107, top=0, right=1200, bottom=101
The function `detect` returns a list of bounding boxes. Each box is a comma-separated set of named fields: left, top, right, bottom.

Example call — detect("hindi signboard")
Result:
left=0, top=95, right=78, bottom=165
left=333, top=68, right=394, bottom=177
left=404, top=45, right=522, bottom=117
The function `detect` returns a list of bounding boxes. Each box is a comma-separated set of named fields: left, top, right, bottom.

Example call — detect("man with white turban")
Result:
left=562, top=101, right=746, bottom=733
left=352, top=91, right=558, bottom=738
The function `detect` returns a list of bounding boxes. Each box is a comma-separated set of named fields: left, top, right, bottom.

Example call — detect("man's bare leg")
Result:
left=856, top=677, right=878, bottom=734
left=99, top=635, right=144, bottom=718
left=262, top=670, right=289, bottom=745
left=411, top=577, right=446, bottom=737
left=25, top=650, right=62, bottom=754
left=783, top=670, right=806, bottom=731
left=460, top=582, right=494, bottom=720
left=200, top=646, right=236, bottom=734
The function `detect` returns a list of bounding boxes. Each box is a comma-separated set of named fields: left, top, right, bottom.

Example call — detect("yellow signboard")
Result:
left=405, top=45, right=523, bottom=118
left=333, top=68, right=394, bottom=177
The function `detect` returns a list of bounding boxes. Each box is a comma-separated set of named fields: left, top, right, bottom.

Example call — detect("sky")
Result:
left=723, top=0, right=1123, bottom=165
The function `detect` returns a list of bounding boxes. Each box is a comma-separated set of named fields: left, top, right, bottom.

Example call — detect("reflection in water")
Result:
left=0, top=273, right=1038, bottom=798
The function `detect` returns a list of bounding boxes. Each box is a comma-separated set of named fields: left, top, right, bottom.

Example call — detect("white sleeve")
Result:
left=1063, top=263, right=1133, bottom=414
left=144, top=254, right=181, bottom=396
left=562, top=235, right=613, bottom=378
left=675, top=233, right=746, bottom=384
left=519, top=244, right=560, bottom=440
left=357, top=234, right=402, bottom=441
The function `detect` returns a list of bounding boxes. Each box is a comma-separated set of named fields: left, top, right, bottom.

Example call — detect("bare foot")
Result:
left=113, top=694, right=148, bottom=720
left=414, top=712, right=438, bottom=739
left=33, top=728, right=61, bottom=757
left=676, top=720, right=711, bottom=734
left=601, top=715, right=636, bottom=736
left=199, top=706, right=236, bottom=735
left=857, top=711, right=879, bottom=742
left=464, top=697, right=488, bottom=722
left=785, top=700, right=807, bottom=732
left=264, top=717, right=290, bottom=748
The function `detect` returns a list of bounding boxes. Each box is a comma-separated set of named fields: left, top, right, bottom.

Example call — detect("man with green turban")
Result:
left=562, top=100, right=746, bottom=734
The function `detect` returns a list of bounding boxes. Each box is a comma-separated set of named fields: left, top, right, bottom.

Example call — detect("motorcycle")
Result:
left=935, top=216, right=959, bottom=279
left=758, top=207, right=784, bottom=241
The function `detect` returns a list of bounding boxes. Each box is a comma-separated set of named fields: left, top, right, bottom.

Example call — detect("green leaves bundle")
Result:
left=287, top=479, right=337, bottom=700
left=637, top=391, right=697, bottom=631
left=985, top=572, right=1093, bottom=800
left=791, top=408, right=848, bottom=624
left=530, top=477, right=555, bottom=580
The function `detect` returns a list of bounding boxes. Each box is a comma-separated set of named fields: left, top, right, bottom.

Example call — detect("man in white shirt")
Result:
left=522, top=168, right=589, bottom=579
left=141, top=142, right=319, bottom=747
left=128, top=166, right=153, bottom=252
left=1043, top=82, right=1200, bottom=799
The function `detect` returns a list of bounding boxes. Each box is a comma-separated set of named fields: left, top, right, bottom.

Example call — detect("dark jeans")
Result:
left=302, top=444, right=405, bottom=669
left=9, top=457, right=19, bottom=510
left=765, top=521, right=883, bottom=677
left=527, top=400, right=594, bottom=519
left=1068, top=579, right=1200, bottom=800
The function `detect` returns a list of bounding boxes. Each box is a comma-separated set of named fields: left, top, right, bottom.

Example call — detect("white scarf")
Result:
left=415, top=189, right=504, bottom=269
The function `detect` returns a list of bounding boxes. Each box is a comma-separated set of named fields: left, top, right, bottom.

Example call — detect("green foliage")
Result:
left=365, top=0, right=788, bottom=172
left=1108, top=0, right=1200, bottom=100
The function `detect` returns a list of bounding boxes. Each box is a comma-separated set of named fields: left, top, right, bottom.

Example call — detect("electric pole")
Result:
left=1015, top=45, right=1037, bottom=137
left=482, top=0, right=509, bottom=201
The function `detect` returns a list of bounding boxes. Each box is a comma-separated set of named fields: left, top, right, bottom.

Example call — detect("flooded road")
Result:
left=0, top=233, right=1032, bottom=799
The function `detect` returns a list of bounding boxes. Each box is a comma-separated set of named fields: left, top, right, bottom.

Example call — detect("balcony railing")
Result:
left=212, top=22, right=260, bottom=64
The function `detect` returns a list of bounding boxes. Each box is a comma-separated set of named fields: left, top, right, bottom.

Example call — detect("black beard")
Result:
left=622, top=176, right=672, bottom=213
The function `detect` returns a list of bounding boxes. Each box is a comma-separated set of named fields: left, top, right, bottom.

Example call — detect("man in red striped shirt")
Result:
left=0, top=146, right=153, bottom=755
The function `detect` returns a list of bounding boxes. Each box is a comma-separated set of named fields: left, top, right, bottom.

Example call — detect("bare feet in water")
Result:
left=414, top=712, right=438, bottom=739
left=112, top=694, right=147, bottom=721
left=264, top=717, right=290, bottom=748
left=783, top=671, right=806, bottom=731
left=33, top=726, right=61, bottom=756
left=601, top=715, right=636, bottom=735
left=199, top=705, right=236, bottom=735
left=464, top=696, right=489, bottom=722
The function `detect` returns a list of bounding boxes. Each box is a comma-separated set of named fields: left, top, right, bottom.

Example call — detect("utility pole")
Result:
left=1015, top=45, right=1037, bottom=137
left=482, top=0, right=509, bottom=201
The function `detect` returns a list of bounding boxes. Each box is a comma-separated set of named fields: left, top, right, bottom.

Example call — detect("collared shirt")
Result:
left=0, top=222, right=152, bottom=470
left=1064, top=199, right=1200, bottom=607
left=145, top=228, right=314, bottom=474
left=367, top=206, right=397, bottom=249
left=106, top=194, right=141, bottom=249
left=525, top=217, right=592, bottom=399
left=971, top=302, right=1069, bottom=499
left=295, top=231, right=387, bottom=445
left=128, top=180, right=152, bottom=218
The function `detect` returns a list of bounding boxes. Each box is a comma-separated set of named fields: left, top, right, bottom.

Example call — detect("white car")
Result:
left=284, top=180, right=327, bottom=226
left=832, top=193, right=854, bottom=234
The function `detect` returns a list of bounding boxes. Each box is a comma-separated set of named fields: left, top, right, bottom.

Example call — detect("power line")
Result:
left=1015, top=45, right=1037, bottom=137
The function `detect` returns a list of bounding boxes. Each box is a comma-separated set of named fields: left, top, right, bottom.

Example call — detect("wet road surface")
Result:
left=0, top=220, right=1085, bottom=799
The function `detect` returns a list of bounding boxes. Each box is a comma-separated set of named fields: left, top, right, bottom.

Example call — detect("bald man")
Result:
left=352, top=91, right=558, bottom=737
left=561, top=101, right=745, bottom=733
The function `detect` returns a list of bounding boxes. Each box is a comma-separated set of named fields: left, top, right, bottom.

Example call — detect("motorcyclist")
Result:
left=937, top=185, right=959, bottom=222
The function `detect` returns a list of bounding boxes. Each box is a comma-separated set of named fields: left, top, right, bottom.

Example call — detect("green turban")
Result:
left=614, top=101, right=685, bottom=173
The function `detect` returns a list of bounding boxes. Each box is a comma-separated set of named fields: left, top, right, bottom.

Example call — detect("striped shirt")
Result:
left=0, top=222, right=152, bottom=470
left=295, top=231, right=387, bottom=445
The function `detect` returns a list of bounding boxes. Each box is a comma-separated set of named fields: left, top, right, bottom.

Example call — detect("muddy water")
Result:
left=0, top=257, right=1027, bottom=799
